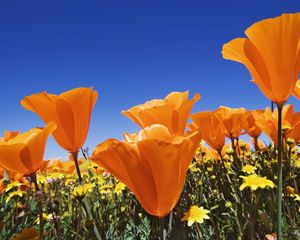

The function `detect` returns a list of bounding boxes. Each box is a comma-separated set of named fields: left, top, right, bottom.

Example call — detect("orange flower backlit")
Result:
left=0, top=122, right=56, bottom=175
left=122, top=91, right=200, bottom=135
left=253, top=105, right=300, bottom=144
left=223, top=13, right=300, bottom=103
left=242, top=110, right=263, bottom=138
left=21, top=87, right=98, bottom=153
left=214, top=106, right=246, bottom=139
left=189, top=111, right=226, bottom=152
left=90, top=124, right=201, bottom=217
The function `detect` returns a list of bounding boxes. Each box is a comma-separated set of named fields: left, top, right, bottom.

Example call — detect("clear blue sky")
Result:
left=0, top=0, right=299, bottom=159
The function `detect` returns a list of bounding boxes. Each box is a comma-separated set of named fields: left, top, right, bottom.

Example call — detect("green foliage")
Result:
left=0, top=143, right=300, bottom=239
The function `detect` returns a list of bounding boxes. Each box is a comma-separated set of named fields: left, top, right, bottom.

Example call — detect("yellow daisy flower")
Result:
left=181, top=205, right=210, bottom=226
left=5, top=190, right=26, bottom=203
left=72, top=183, right=94, bottom=199
left=242, top=165, right=257, bottom=175
left=4, top=181, right=24, bottom=192
left=114, top=181, right=126, bottom=195
left=99, top=184, right=113, bottom=194
left=240, top=175, right=275, bottom=191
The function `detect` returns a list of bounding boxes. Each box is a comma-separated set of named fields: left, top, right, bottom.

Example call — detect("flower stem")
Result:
left=253, top=137, right=259, bottom=152
left=71, top=151, right=82, bottom=183
left=158, top=217, right=165, bottom=240
left=195, top=222, right=203, bottom=239
left=168, top=210, right=173, bottom=236
left=29, top=172, right=44, bottom=240
left=71, top=151, right=102, bottom=240
left=276, top=102, right=284, bottom=240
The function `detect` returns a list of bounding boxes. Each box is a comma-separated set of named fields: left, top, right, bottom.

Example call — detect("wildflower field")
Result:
left=0, top=12, right=300, bottom=240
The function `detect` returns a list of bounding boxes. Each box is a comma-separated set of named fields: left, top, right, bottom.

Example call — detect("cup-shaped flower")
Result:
left=294, top=80, right=300, bottom=100
left=90, top=124, right=201, bottom=217
left=214, top=106, right=246, bottom=139
left=242, top=110, right=263, bottom=138
left=20, top=87, right=98, bottom=153
left=122, top=91, right=200, bottom=135
left=222, top=13, right=300, bottom=103
left=189, top=111, right=226, bottom=152
left=253, top=105, right=300, bottom=144
left=0, top=122, right=56, bottom=175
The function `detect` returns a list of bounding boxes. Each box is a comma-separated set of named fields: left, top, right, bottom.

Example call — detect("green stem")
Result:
left=71, top=151, right=82, bottom=183
left=30, top=172, right=44, bottom=240
left=254, top=137, right=259, bottom=152
left=195, top=222, right=203, bottom=239
left=158, top=217, right=164, bottom=240
left=71, top=151, right=102, bottom=240
left=218, top=152, right=242, bottom=237
left=168, top=210, right=173, bottom=236
left=276, top=102, right=284, bottom=240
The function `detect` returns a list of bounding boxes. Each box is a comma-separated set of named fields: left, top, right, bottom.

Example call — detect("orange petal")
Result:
left=245, top=13, right=300, bottom=102
left=190, top=111, right=225, bottom=151
left=20, top=92, right=58, bottom=123
left=91, top=139, right=158, bottom=213
left=59, top=87, right=98, bottom=150
left=0, top=122, right=56, bottom=175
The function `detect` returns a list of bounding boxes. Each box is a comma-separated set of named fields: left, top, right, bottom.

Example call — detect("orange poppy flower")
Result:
left=222, top=13, right=300, bottom=103
left=208, top=145, right=231, bottom=162
left=0, top=122, right=56, bottom=175
left=242, top=110, right=263, bottom=138
left=122, top=91, right=200, bottom=135
left=21, top=87, right=98, bottom=153
left=286, top=111, right=300, bottom=143
left=253, top=105, right=300, bottom=144
left=189, top=111, right=226, bottom=151
left=250, top=137, right=266, bottom=150
left=0, top=168, right=30, bottom=193
left=46, top=158, right=83, bottom=174
left=232, top=139, right=251, bottom=157
left=214, top=106, right=246, bottom=139
left=90, top=124, right=201, bottom=217
left=0, top=130, right=20, bottom=185
left=294, top=80, right=300, bottom=100
left=38, top=160, right=51, bottom=174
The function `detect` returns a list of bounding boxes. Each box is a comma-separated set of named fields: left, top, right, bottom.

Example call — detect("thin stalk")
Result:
left=158, top=217, right=165, bottom=240
left=195, top=222, right=203, bottom=239
left=218, top=152, right=242, bottom=237
left=253, top=137, right=259, bottom=152
left=30, top=172, right=44, bottom=240
left=276, top=102, right=284, bottom=240
left=168, top=210, right=173, bottom=236
left=71, top=151, right=102, bottom=240
left=249, top=191, right=261, bottom=239
left=51, top=210, right=60, bottom=240
left=71, top=151, right=82, bottom=183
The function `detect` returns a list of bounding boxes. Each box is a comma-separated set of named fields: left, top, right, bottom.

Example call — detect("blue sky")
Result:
left=0, top=0, right=299, bottom=159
